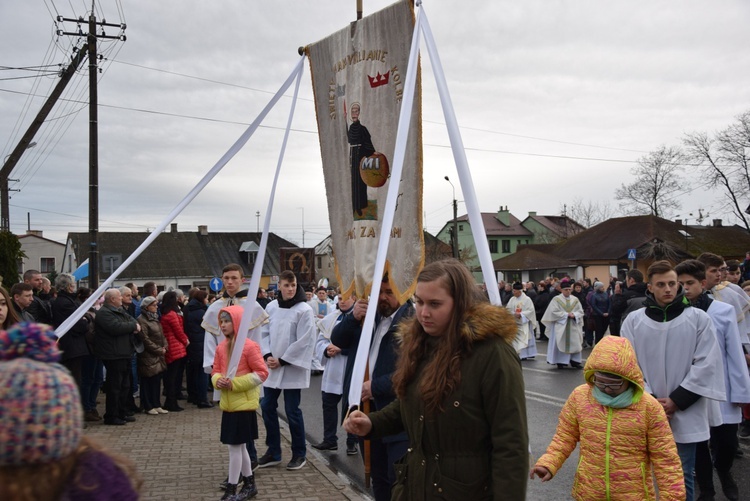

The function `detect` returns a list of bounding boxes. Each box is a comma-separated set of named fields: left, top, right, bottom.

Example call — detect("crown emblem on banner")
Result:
left=368, top=71, right=390, bottom=88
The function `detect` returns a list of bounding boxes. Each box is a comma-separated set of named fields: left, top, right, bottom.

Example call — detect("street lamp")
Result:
left=444, top=176, right=459, bottom=259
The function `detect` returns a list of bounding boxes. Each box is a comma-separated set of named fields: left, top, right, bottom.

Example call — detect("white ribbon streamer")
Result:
left=54, top=56, right=307, bottom=338
left=346, top=4, right=423, bottom=411
left=226, top=57, right=305, bottom=379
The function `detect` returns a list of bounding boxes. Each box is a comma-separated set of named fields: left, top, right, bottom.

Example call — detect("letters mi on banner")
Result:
left=307, top=0, right=424, bottom=302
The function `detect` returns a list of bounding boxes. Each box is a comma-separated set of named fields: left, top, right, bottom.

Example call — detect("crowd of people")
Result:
left=2, top=250, right=750, bottom=500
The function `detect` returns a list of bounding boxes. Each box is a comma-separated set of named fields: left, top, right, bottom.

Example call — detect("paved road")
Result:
left=292, top=339, right=750, bottom=500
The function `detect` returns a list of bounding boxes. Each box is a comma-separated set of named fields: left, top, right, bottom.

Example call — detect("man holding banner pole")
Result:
left=331, top=274, right=412, bottom=501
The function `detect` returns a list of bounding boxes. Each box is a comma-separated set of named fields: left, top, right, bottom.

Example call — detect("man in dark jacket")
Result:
left=95, top=288, right=140, bottom=425
left=10, top=282, right=35, bottom=323
left=22, top=269, right=52, bottom=324
left=331, top=276, right=413, bottom=501
left=52, top=273, right=91, bottom=406
left=611, top=269, right=648, bottom=323
left=533, top=282, right=551, bottom=341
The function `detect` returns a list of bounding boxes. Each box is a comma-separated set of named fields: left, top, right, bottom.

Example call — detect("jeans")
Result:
left=81, top=355, right=104, bottom=412
left=676, top=441, right=697, bottom=501
left=261, top=387, right=306, bottom=458
left=130, top=354, right=139, bottom=393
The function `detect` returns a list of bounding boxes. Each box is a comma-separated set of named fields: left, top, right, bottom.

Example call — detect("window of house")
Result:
left=40, top=257, right=55, bottom=273
left=317, top=256, right=322, bottom=269
left=489, top=239, right=498, bottom=253
left=525, top=239, right=529, bottom=244
left=502, top=240, right=511, bottom=253
left=458, top=224, right=464, bottom=231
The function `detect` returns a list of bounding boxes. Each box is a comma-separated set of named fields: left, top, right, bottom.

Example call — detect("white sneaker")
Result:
left=156, top=407, right=169, bottom=414
left=146, top=409, right=159, bottom=415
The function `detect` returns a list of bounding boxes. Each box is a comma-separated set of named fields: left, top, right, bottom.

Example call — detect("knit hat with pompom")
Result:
left=0, top=322, right=83, bottom=465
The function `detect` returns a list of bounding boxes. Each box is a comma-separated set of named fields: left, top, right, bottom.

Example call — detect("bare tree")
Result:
left=683, top=110, right=750, bottom=231
left=565, top=198, right=616, bottom=228
left=615, top=145, right=686, bottom=218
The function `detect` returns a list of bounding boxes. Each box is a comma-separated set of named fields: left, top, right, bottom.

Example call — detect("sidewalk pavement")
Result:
left=84, top=399, right=367, bottom=501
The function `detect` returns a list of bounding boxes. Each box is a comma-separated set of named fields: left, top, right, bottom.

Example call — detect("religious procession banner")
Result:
left=307, top=0, right=424, bottom=302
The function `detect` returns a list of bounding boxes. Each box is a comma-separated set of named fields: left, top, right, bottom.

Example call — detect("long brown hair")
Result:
left=0, top=436, right=141, bottom=500
left=0, top=286, right=19, bottom=329
left=392, top=259, right=487, bottom=414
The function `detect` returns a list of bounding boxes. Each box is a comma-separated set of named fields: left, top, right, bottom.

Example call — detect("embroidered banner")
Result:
left=307, top=0, right=423, bottom=302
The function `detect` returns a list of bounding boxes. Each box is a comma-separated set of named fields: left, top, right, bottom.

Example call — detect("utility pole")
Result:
left=56, top=4, right=126, bottom=288
left=445, top=176, right=459, bottom=259
left=0, top=46, right=89, bottom=232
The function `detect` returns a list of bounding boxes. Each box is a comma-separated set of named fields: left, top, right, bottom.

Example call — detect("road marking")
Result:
left=525, top=390, right=567, bottom=407
left=522, top=367, right=561, bottom=375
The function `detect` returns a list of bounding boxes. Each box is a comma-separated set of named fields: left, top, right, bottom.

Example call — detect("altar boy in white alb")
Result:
left=542, top=278, right=584, bottom=369
left=622, top=260, right=725, bottom=501
left=676, top=259, right=750, bottom=501
left=258, top=270, right=316, bottom=472
left=506, top=282, right=537, bottom=359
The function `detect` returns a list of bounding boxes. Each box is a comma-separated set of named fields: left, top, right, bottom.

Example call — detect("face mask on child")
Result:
left=593, top=386, right=635, bottom=408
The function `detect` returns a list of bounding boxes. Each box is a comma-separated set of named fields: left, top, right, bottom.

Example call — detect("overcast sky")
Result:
left=1, top=0, right=749, bottom=247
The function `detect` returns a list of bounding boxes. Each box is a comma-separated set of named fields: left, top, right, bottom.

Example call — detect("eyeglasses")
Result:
left=593, top=377, right=624, bottom=391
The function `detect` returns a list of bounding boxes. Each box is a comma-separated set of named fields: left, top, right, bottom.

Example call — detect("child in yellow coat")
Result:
left=530, top=336, right=685, bottom=500
left=212, top=306, right=268, bottom=500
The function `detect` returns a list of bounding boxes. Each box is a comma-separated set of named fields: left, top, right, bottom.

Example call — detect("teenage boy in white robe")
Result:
left=676, top=259, right=750, bottom=501
left=506, top=282, right=537, bottom=359
left=258, top=270, right=316, bottom=471
left=622, top=260, right=725, bottom=501
left=542, top=278, right=584, bottom=369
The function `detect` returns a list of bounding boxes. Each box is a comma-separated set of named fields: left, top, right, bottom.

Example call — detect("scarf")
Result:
left=144, top=310, right=159, bottom=322
left=593, top=386, right=635, bottom=408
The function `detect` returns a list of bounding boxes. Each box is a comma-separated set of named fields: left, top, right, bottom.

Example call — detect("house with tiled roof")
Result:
left=493, top=215, right=750, bottom=283
left=436, top=206, right=583, bottom=280
left=64, top=224, right=297, bottom=293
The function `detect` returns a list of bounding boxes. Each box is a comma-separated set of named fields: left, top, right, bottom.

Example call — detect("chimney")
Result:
left=198, top=225, right=208, bottom=236
left=497, top=206, right=510, bottom=226
left=528, top=211, right=537, bottom=217
left=170, top=223, right=178, bottom=236
left=26, top=230, right=43, bottom=237
left=675, top=219, right=682, bottom=226
left=712, top=219, right=722, bottom=227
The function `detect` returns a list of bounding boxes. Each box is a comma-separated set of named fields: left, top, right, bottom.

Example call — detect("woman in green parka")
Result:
left=345, top=259, right=529, bottom=500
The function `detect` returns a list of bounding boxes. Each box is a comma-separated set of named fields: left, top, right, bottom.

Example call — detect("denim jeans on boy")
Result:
left=676, top=441, right=696, bottom=501
left=261, top=387, right=306, bottom=458
left=81, top=354, right=104, bottom=412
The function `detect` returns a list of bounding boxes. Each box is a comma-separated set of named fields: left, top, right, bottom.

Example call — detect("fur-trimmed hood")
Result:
left=398, top=301, right=517, bottom=346
left=461, top=302, right=518, bottom=345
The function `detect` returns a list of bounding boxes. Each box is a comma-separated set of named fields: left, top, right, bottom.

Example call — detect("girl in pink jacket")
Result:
left=212, top=305, right=268, bottom=500
left=530, top=336, right=685, bottom=500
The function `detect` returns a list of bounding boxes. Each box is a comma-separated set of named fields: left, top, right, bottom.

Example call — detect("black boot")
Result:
left=221, top=483, right=237, bottom=500
left=717, top=470, right=739, bottom=501
left=239, top=474, right=258, bottom=499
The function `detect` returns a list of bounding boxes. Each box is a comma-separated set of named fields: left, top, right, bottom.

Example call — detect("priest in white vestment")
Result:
left=506, top=282, right=537, bottom=359
left=542, top=278, right=584, bottom=369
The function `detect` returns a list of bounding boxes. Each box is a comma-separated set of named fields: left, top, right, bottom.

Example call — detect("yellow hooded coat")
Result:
left=535, top=336, right=685, bottom=500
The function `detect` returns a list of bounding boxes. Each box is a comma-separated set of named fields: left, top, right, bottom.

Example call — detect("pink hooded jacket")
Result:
left=211, top=305, right=268, bottom=412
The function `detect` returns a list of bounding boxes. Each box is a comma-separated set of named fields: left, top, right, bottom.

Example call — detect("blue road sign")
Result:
left=627, top=248, right=637, bottom=260
left=209, top=277, right=223, bottom=292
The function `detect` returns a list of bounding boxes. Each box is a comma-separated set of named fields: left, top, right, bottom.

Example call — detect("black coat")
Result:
left=52, top=290, right=90, bottom=360
left=94, top=303, right=138, bottom=360
left=331, top=301, right=414, bottom=431
left=184, top=298, right=208, bottom=345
